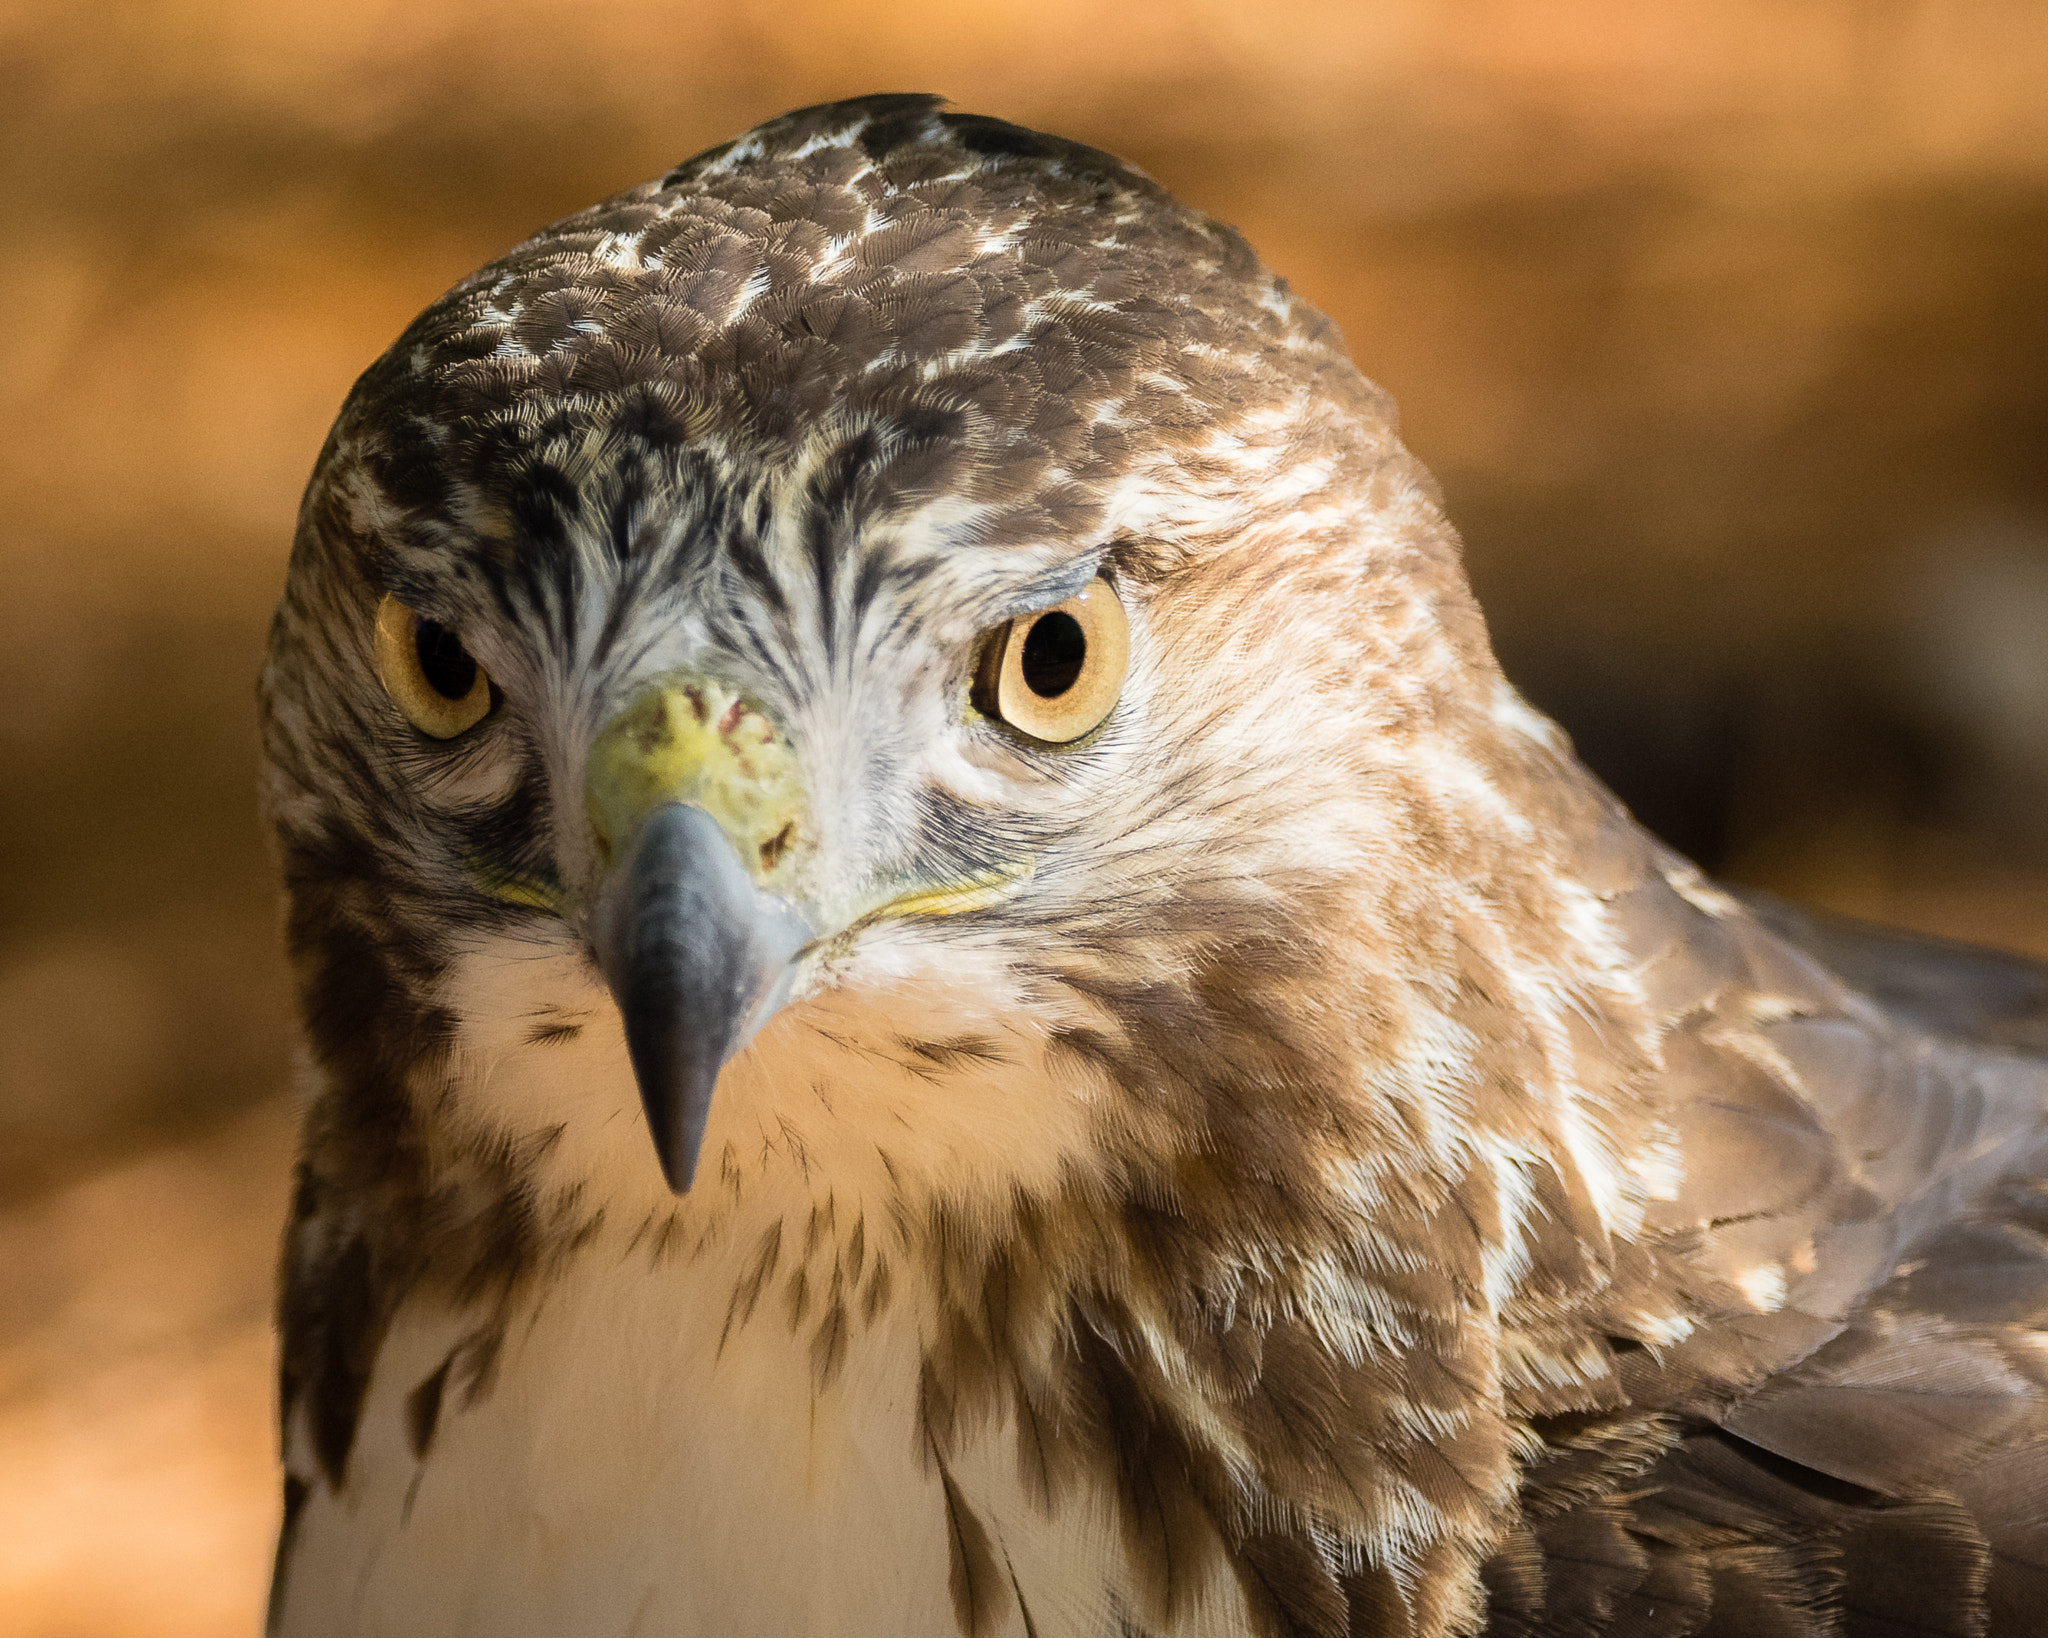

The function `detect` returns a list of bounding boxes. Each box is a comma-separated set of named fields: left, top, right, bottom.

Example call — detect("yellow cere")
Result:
left=584, top=674, right=809, bottom=886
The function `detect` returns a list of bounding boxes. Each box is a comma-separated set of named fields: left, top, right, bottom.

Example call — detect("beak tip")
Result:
left=620, top=1026, right=717, bottom=1197
left=656, top=1136, right=701, bottom=1195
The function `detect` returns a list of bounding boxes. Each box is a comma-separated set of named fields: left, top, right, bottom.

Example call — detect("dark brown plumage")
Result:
left=259, top=96, right=2048, bottom=1637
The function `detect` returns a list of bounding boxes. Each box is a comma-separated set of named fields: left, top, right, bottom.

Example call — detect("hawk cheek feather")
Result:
left=261, top=95, right=2048, bottom=1638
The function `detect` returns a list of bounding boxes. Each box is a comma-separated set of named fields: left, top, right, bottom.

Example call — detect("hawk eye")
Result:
left=974, top=576, right=1129, bottom=744
left=373, top=594, right=494, bottom=739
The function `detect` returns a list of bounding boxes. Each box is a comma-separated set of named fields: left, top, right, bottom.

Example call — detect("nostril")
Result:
left=759, top=821, right=796, bottom=872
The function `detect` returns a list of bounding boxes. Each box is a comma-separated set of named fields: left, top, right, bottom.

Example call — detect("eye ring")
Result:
left=973, top=576, right=1130, bottom=744
left=373, top=594, right=494, bottom=739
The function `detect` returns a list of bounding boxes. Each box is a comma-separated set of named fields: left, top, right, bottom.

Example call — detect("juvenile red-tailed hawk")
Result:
left=260, top=95, right=2048, bottom=1636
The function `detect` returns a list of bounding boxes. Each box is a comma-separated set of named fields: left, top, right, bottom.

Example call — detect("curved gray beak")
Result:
left=591, top=802, right=812, bottom=1193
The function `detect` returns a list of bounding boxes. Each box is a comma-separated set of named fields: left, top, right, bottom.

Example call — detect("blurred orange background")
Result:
left=3, top=2, right=2046, bottom=1632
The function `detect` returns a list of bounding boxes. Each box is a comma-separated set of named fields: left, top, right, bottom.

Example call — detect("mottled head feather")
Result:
left=323, top=92, right=1386, bottom=595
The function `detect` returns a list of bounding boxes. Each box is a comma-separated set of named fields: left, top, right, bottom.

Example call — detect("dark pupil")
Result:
left=1019, top=612, right=1087, bottom=698
left=414, top=618, right=478, bottom=700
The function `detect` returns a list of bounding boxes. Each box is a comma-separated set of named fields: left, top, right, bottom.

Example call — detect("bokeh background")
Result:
left=4, top=2, right=2046, bottom=1631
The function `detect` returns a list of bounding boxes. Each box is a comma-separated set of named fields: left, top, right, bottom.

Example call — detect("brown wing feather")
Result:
left=1733, top=888, right=2048, bottom=1056
left=1488, top=840, right=2048, bottom=1636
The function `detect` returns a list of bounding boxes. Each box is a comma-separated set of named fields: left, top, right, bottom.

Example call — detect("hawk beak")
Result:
left=584, top=678, right=813, bottom=1194
left=591, top=803, right=811, bottom=1193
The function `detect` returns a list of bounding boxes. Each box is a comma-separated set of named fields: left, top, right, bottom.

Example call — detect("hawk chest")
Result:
left=272, top=1202, right=1188, bottom=1638
left=278, top=1218, right=951, bottom=1636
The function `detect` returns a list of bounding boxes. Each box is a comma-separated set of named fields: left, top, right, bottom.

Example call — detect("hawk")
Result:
left=260, top=95, right=2048, bottom=1637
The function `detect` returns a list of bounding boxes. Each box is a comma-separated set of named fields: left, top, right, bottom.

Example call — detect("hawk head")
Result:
left=263, top=93, right=1591, bottom=1204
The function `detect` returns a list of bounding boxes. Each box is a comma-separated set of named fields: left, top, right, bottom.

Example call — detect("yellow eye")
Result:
left=974, top=576, right=1129, bottom=744
left=373, top=594, right=494, bottom=739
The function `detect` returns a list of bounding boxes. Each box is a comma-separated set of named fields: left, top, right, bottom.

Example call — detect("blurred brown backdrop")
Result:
left=3, top=2, right=2046, bottom=1631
